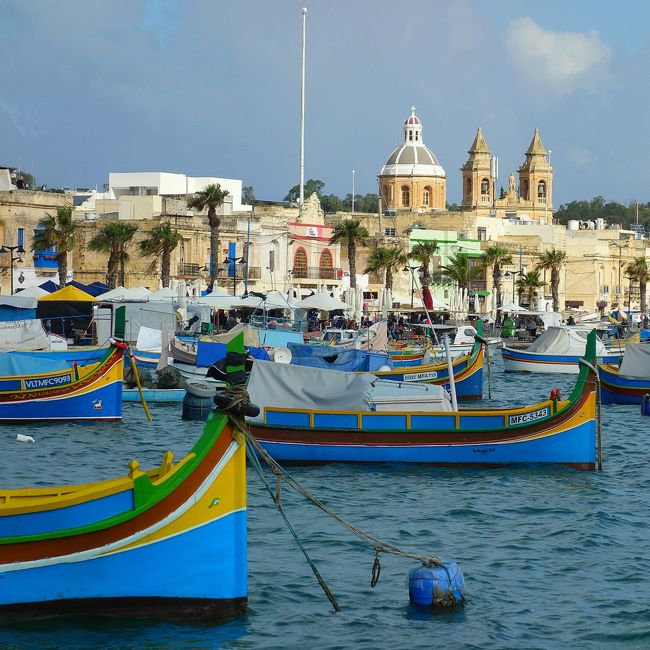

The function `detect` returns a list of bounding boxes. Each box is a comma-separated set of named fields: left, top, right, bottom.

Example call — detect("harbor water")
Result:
left=1, top=354, right=650, bottom=649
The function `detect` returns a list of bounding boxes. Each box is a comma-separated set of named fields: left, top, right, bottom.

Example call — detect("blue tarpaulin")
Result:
left=195, top=341, right=269, bottom=367
left=287, top=343, right=392, bottom=372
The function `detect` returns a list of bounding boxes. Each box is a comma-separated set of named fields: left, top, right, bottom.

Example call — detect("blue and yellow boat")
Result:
left=248, top=331, right=600, bottom=470
left=0, top=390, right=247, bottom=621
left=598, top=343, right=650, bottom=405
left=0, top=343, right=124, bottom=422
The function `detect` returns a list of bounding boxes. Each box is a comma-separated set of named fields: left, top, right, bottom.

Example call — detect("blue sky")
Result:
left=1, top=0, right=649, bottom=206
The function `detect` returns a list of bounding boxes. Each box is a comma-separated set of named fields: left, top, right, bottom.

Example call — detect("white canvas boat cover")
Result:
left=136, top=326, right=162, bottom=352
left=619, top=344, right=650, bottom=379
left=0, top=295, right=38, bottom=309
left=526, top=327, right=606, bottom=356
left=297, top=292, right=350, bottom=311
left=246, top=359, right=374, bottom=423
left=0, top=319, right=50, bottom=350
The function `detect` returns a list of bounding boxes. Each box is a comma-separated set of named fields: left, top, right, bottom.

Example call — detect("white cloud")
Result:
left=505, top=18, right=611, bottom=94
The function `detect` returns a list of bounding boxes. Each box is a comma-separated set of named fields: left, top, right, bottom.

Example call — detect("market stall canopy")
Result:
left=38, top=285, right=96, bottom=302
left=497, top=303, right=527, bottom=313
left=17, top=285, right=50, bottom=298
left=67, top=280, right=108, bottom=297
left=147, top=287, right=177, bottom=300
left=234, top=290, right=299, bottom=310
left=96, top=286, right=151, bottom=301
left=0, top=295, right=38, bottom=309
left=297, top=292, right=350, bottom=311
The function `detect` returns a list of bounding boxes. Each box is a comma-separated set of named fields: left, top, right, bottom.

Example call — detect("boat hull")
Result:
left=502, top=347, right=620, bottom=374
left=598, top=363, right=650, bottom=405
left=0, top=415, right=247, bottom=622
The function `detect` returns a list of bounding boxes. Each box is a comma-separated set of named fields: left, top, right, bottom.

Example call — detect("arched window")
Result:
left=293, top=247, right=308, bottom=278
left=537, top=180, right=546, bottom=198
left=465, top=178, right=472, bottom=200
left=401, top=185, right=410, bottom=207
left=319, top=249, right=333, bottom=279
left=521, top=179, right=529, bottom=200
left=423, top=186, right=431, bottom=207
left=481, top=178, right=489, bottom=195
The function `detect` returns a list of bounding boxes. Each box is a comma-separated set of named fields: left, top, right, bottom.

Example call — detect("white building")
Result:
left=107, top=172, right=252, bottom=213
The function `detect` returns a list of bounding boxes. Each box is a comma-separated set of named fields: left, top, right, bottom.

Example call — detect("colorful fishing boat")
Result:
left=0, top=350, right=247, bottom=622
left=246, top=331, right=600, bottom=470
left=598, top=343, right=650, bottom=404
left=0, top=343, right=124, bottom=422
left=502, top=326, right=619, bottom=374
left=370, top=339, right=484, bottom=400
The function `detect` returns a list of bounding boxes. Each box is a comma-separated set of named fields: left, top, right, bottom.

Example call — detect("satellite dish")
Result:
left=272, top=347, right=292, bottom=364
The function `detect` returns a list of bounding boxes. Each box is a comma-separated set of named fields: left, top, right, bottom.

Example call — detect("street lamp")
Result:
left=403, top=265, right=420, bottom=308
left=223, top=255, right=244, bottom=297
left=504, top=270, right=524, bottom=305
left=0, top=245, right=25, bottom=295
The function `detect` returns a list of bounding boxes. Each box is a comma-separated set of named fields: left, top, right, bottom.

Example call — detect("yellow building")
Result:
left=378, top=107, right=446, bottom=214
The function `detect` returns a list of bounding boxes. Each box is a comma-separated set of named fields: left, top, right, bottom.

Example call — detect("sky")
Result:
left=2, top=0, right=650, bottom=206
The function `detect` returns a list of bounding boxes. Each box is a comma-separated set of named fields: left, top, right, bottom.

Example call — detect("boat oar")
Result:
left=127, top=346, right=152, bottom=422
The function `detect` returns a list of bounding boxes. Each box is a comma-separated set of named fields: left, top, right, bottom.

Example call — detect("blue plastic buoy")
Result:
left=409, top=561, right=465, bottom=607
left=642, top=394, right=650, bottom=416
left=182, top=393, right=213, bottom=421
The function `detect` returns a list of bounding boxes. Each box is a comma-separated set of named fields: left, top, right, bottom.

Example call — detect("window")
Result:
left=481, top=179, right=489, bottom=195
left=385, top=227, right=396, bottom=236
left=269, top=250, right=275, bottom=272
left=408, top=130, right=413, bottom=141
left=465, top=178, right=472, bottom=200
left=293, top=247, right=308, bottom=278
left=423, top=187, right=431, bottom=207
left=17, top=228, right=24, bottom=248
left=477, top=227, right=487, bottom=241
left=537, top=180, right=546, bottom=197
left=600, top=285, right=609, bottom=294
left=319, top=249, right=333, bottom=279
left=401, top=186, right=410, bottom=207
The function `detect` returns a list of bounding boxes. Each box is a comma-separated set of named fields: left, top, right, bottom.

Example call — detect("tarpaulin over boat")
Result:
left=526, top=327, right=607, bottom=356
left=0, top=319, right=50, bottom=351
left=0, top=351, right=71, bottom=376
left=195, top=340, right=269, bottom=367
left=246, top=359, right=374, bottom=423
left=211, top=324, right=260, bottom=347
left=287, top=343, right=392, bottom=371
left=619, top=343, right=650, bottom=379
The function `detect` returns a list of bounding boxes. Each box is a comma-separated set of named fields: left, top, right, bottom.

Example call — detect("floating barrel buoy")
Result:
left=182, top=380, right=215, bottom=421
left=642, top=394, right=650, bottom=416
left=16, top=434, right=35, bottom=443
left=409, top=561, right=465, bottom=607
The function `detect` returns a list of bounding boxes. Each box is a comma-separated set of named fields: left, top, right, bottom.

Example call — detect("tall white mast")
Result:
left=299, top=7, right=307, bottom=216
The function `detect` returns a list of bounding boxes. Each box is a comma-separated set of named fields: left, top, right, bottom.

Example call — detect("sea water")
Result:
left=1, top=354, right=649, bottom=649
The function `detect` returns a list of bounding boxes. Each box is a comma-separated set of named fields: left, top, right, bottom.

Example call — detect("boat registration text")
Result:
left=404, top=371, right=438, bottom=382
left=508, top=407, right=550, bottom=426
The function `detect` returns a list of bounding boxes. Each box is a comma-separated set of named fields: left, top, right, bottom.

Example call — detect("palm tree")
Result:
left=410, top=240, right=438, bottom=286
left=364, top=246, right=407, bottom=291
left=625, top=257, right=650, bottom=314
left=482, top=244, right=513, bottom=308
left=88, top=222, right=139, bottom=289
left=536, top=248, right=567, bottom=312
left=516, top=271, right=544, bottom=308
left=33, top=207, right=77, bottom=287
left=187, top=184, right=230, bottom=284
left=329, top=218, right=369, bottom=289
left=439, top=253, right=483, bottom=291
left=139, top=221, right=183, bottom=288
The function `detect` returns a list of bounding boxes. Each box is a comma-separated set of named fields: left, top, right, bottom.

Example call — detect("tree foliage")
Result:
left=438, top=253, right=484, bottom=290
left=88, top=222, right=139, bottom=290
left=364, top=246, right=406, bottom=291
left=554, top=196, right=650, bottom=230
left=33, top=207, right=77, bottom=287
left=284, top=180, right=379, bottom=213
left=139, top=221, right=183, bottom=288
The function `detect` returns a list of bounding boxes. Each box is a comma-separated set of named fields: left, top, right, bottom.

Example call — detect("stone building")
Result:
left=378, top=107, right=446, bottom=214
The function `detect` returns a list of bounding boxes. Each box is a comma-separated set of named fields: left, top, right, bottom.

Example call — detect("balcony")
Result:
left=216, top=263, right=261, bottom=280
left=291, top=266, right=343, bottom=280
left=177, top=263, right=202, bottom=277
left=33, top=250, right=58, bottom=269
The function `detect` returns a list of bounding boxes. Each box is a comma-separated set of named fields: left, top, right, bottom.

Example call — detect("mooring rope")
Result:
left=216, top=385, right=444, bottom=610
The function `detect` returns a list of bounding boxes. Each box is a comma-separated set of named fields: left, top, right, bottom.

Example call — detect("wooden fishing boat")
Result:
left=0, top=343, right=124, bottom=422
left=598, top=343, right=650, bottom=404
left=502, top=326, right=619, bottom=374
left=247, top=331, right=600, bottom=470
left=0, top=363, right=247, bottom=622
left=369, top=339, right=484, bottom=400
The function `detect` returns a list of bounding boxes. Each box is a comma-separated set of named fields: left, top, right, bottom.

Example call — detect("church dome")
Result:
left=380, top=107, right=446, bottom=178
